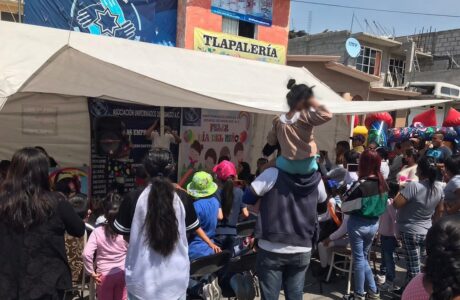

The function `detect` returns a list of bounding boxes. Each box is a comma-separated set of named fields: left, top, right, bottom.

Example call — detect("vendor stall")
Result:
left=0, top=21, right=450, bottom=195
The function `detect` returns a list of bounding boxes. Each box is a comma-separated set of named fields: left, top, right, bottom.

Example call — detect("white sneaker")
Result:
left=375, top=274, right=386, bottom=285
left=210, top=278, right=222, bottom=299
left=202, top=283, right=213, bottom=300
left=379, top=281, right=396, bottom=292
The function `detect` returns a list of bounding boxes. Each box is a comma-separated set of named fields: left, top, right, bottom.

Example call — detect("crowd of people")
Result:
left=0, top=80, right=459, bottom=300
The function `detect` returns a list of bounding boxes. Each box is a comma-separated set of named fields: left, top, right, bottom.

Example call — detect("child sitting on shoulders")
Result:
left=266, top=79, right=333, bottom=175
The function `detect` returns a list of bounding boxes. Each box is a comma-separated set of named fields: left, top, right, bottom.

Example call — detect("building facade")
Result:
left=177, top=0, right=290, bottom=64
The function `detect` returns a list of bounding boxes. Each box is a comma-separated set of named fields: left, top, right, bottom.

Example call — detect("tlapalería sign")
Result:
left=194, top=28, right=286, bottom=64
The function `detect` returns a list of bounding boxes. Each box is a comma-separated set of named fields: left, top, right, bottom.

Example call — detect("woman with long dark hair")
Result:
left=124, top=148, right=189, bottom=300
left=394, top=156, right=444, bottom=288
left=213, top=160, right=249, bottom=251
left=0, top=147, right=85, bottom=299
left=342, top=150, right=389, bottom=300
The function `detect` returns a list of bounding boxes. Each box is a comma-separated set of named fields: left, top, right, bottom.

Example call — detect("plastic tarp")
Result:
left=0, top=21, right=450, bottom=115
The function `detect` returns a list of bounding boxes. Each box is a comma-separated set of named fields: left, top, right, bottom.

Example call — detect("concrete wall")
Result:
left=400, top=28, right=460, bottom=72
left=288, top=61, right=370, bottom=99
left=411, top=69, right=460, bottom=86
left=288, top=30, right=348, bottom=56
left=179, top=0, right=290, bottom=51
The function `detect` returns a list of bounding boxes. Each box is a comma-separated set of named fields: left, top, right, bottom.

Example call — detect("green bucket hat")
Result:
left=187, top=171, right=218, bottom=198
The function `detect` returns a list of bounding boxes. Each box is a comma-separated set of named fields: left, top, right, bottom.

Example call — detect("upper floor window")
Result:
left=389, top=58, right=406, bottom=85
left=222, top=17, right=256, bottom=39
left=356, top=46, right=382, bottom=76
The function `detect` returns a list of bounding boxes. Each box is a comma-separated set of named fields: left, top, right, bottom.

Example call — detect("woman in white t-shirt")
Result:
left=124, top=149, right=189, bottom=300
left=397, top=148, right=419, bottom=187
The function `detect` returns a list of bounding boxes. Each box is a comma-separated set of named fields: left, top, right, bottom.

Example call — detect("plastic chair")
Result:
left=326, top=247, right=353, bottom=295
left=236, top=220, right=256, bottom=238
left=190, top=251, right=232, bottom=278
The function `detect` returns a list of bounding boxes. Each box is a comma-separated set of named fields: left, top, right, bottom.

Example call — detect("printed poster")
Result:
left=24, top=0, right=177, bottom=46
left=211, top=0, right=273, bottom=27
left=178, top=108, right=253, bottom=185
left=194, top=28, right=286, bottom=64
left=88, top=98, right=181, bottom=197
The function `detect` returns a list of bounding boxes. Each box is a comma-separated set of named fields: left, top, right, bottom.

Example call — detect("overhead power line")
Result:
left=291, top=0, right=460, bottom=18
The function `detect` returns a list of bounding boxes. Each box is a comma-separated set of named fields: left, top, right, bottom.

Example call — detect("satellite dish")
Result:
left=345, top=38, right=361, bottom=58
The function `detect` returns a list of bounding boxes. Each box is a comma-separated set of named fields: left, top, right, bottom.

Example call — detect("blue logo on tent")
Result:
left=345, top=38, right=361, bottom=58
left=71, top=0, right=141, bottom=41
left=24, top=0, right=177, bottom=46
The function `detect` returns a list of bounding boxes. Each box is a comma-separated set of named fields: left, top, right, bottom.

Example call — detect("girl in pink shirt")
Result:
left=83, top=193, right=128, bottom=300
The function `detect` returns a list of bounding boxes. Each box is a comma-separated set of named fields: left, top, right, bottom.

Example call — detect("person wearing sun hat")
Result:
left=187, top=171, right=222, bottom=260
left=213, top=160, right=250, bottom=252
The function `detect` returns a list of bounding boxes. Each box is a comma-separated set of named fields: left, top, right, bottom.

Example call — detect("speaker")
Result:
left=94, top=117, right=125, bottom=157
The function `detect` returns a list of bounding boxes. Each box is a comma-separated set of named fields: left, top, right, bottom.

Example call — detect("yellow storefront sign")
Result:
left=194, top=28, right=286, bottom=65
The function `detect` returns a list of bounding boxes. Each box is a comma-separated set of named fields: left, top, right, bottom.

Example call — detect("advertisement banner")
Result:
left=88, top=98, right=181, bottom=197
left=24, top=0, right=177, bottom=46
left=211, top=0, right=273, bottom=27
left=178, top=108, right=253, bottom=185
left=194, top=28, right=286, bottom=64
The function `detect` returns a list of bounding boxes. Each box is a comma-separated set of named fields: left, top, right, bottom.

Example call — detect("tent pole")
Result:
left=160, top=106, right=165, bottom=136
left=349, top=115, right=355, bottom=148
left=18, top=0, right=21, bottom=23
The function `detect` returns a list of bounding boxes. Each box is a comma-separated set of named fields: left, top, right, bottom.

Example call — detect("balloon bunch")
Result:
left=387, top=126, right=459, bottom=143
left=365, top=112, right=393, bottom=147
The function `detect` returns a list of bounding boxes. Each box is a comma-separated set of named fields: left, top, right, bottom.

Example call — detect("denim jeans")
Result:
left=256, top=248, right=311, bottom=300
left=348, top=215, right=379, bottom=295
left=380, top=235, right=397, bottom=282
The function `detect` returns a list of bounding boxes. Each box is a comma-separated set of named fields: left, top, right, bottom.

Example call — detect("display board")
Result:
left=211, top=0, right=273, bottom=26
left=178, top=108, right=253, bottom=184
left=24, top=0, right=177, bottom=46
left=88, top=98, right=181, bottom=197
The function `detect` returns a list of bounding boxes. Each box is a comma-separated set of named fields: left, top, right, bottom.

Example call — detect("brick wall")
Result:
left=400, top=28, right=460, bottom=72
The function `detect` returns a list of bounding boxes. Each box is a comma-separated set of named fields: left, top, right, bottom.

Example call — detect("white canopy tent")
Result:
left=0, top=21, right=449, bottom=114
left=0, top=21, right=450, bottom=165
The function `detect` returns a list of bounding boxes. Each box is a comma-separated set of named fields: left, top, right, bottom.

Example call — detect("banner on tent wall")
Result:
left=194, top=28, right=286, bottom=64
left=211, top=0, right=273, bottom=27
left=178, top=108, right=253, bottom=184
left=24, top=0, right=177, bottom=46
left=88, top=99, right=181, bottom=197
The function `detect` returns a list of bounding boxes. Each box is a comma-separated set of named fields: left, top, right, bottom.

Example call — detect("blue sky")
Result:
left=290, top=0, right=460, bottom=36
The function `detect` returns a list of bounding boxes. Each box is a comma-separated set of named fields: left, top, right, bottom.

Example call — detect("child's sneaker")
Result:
left=343, top=293, right=365, bottom=300
left=366, top=290, right=381, bottom=300
left=375, top=274, right=386, bottom=285
left=380, top=281, right=397, bottom=292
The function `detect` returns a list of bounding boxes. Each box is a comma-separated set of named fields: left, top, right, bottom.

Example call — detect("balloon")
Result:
left=386, top=126, right=460, bottom=143
left=353, top=125, right=368, bottom=137
left=347, top=115, right=360, bottom=127
left=443, top=108, right=460, bottom=127
left=239, top=131, right=248, bottom=143
left=368, top=121, right=388, bottom=147
left=365, top=112, right=393, bottom=129
left=183, top=129, right=194, bottom=143
left=412, top=108, right=437, bottom=127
